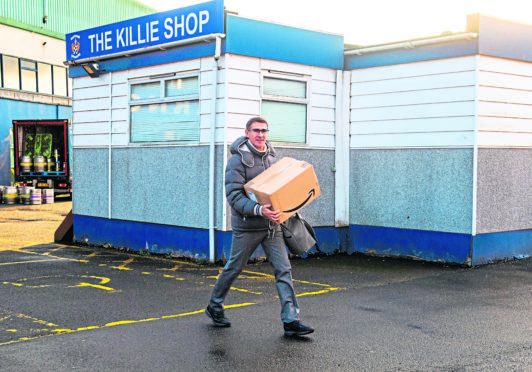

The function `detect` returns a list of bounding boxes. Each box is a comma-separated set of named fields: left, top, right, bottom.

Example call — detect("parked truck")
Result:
left=12, top=119, right=72, bottom=197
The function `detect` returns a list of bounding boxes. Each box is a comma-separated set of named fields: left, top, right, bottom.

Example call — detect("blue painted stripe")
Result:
left=69, top=41, right=217, bottom=78
left=73, top=215, right=532, bottom=266
left=345, top=39, right=478, bottom=70
left=225, top=15, right=344, bottom=69
left=472, top=230, right=532, bottom=265
left=347, top=225, right=472, bottom=264
left=73, top=214, right=210, bottom=258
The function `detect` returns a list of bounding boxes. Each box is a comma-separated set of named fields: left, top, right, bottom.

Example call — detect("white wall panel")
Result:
left=312, top=93, right=335, bottom=109
left=349, top=56, right=477, bottom=149
left=351, top=56, right=477, bottom=82
left=351, top=71, right=476, bottom=96
left=311, top=106, right=335, bottom=122
left=309, top=133, right=335, bottom=148
left=111, top=108, right=129, bottom=123
left=225, top=69, right=261, bottom=86
left=351, top=102, right=475, bottom=122
left=73, top=85, right=110, bottom=100
left=73, top=134, right=109, bottom=148
left=226, top=98, right=260, bottom=115
left=351, top=117, right=476, bottom=135
left=310, top=120, right=335, bottom=135
left=127, top=60, right=200, bottom=80
left=351, top=86, right=476, bottom=109
left=477, top=132, right=532, bottom=147
left=478, top=117, right=532, bottom=133
left=74, top=110, right=110, bottom=124
left=351, top=132, right=474, bottom=149
left=478, top=56, right=532, bottom=148
left=226, top=84, right=260, bottom=100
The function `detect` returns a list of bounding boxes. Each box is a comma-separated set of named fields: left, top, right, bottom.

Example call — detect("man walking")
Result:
left=205, top=116, right=314, bottom=337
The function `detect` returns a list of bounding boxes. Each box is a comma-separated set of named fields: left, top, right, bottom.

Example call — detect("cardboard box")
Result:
left=244, top=157, right=321, bottom=223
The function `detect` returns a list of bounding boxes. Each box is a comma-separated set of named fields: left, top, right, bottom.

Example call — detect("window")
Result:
left=261, top=75, right=308, bottom=143
left=20, top=59, right=37, bottom=92
left=0, top=54, right=71, bottom=97
left=53, top=65, right=67, bottom=96
left=37, top=63, right=53, bottom=95
left=129, top=74, right=200, bottom=143
left=2, top=55, right=20, bottom=90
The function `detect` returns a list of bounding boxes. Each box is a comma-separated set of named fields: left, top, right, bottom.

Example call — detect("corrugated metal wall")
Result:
left=0, top=0, right=155, bottom=35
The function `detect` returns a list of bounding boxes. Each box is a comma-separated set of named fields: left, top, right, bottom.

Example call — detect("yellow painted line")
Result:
left=0, top=303, right=256, bottom=346
left=158, top=265, right=179, bottom=272
left=16, top=313, right=57, bottom=327
left=0, top=259, right=62, bottom=266
left=111, top=257, right=134, bottom=270
left=6, top=330, right=17, bottom=332
left=296, top=280, right=336, bottom=287
left=230, top=286, right=262, bottom=295
left=297, top=287, right=341, bottom=297
left=3, top=282, right=23, bottom=287
left=81, top=275, right=110, bottom=284
left=71, top=283, right=115, bottom=291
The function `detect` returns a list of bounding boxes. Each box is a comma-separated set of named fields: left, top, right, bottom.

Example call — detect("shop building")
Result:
left=67, top=1, right=532, bottom=265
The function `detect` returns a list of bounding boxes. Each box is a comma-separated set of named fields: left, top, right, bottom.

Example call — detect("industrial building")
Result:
left=61, top=1, right=532, bottom=265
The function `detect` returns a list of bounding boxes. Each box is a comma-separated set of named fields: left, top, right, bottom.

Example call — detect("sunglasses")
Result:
left=249, top=128, right=270, bottom=134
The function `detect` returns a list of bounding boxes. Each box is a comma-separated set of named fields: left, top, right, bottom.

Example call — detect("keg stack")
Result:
left=0, top=186, right=54, bottom=205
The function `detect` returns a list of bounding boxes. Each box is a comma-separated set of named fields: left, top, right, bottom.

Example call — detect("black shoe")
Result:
left=205, top=305, right=231, bottom=327
left=283, top=320, right=314, bottom=336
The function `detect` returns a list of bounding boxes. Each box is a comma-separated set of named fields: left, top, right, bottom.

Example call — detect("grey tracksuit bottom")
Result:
left=209, top=226, right=300, bottom=323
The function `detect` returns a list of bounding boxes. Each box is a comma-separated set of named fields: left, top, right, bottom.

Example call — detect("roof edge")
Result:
left=0, top=16, right=64, bottom=40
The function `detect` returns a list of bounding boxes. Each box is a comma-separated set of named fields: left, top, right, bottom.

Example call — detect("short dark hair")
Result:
left=246, top=116, right=268, bottom=130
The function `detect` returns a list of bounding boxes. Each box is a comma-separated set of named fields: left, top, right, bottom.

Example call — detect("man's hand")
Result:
left=262, top=204, right=282, bottom=224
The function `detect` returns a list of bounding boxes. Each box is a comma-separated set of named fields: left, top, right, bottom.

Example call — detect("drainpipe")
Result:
left=209, top=35, right=224, bottom=262
left=344, top=32, right=478, bottom=56
left=108, top=72, right=112, bottom=219
left=42, top=0, right=48, bottom=24
left=334, top=70, right=350, bottom=227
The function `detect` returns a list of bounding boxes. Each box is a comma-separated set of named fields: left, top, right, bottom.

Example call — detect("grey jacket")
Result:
left=225, top=136, right=277, bottom=231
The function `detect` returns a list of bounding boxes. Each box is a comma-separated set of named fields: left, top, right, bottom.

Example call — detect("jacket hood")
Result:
left=229, top=136, right=276, bottom=167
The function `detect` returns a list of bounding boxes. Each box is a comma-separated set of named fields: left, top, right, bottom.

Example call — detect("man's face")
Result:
left=245, top=121, right=269, bottom=151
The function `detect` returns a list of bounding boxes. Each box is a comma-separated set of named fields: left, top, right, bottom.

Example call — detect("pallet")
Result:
left=19, top=171, right=65, bottom=176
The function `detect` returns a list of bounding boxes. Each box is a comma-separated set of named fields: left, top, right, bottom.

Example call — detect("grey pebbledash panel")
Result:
left=476, top=148, right=532, bottom=234
left=110, top=146, right=211, bottom=228
left=350, top=148, right=474, bottom=234
left=72, top=148, right=109, bottom=218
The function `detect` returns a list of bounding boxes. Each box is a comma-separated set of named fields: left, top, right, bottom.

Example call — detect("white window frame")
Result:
left=260, top=71, right=310, bottom=145
left=128, top=71, right=200, bottom=145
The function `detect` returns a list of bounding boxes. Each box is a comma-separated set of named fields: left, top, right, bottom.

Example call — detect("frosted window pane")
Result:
left=262, top=101, right=306, bottom=143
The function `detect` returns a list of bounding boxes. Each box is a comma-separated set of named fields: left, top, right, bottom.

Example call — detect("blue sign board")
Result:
left=66, top=0, right=224, bottom=62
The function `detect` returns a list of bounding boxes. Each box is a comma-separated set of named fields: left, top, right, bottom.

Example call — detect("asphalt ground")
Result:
left=0, top=201, right=531, bottom=371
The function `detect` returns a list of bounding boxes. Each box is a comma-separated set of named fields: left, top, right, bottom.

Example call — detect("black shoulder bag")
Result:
left=280, top=213, right=320, bottom=256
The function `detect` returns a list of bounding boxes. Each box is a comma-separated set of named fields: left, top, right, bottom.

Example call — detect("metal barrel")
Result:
left=20, top=156, right=32, bottom=172
left=4, top=186, right=18, bottom=204
left=42, top=189, right=54, bottom=204
left=47, top=158, right=54, bottom=172
left=30, top=188, right=42, bottom=205
left=21, top=186, right=32, bottom=205
left=33, top=156, right=46, bottom=172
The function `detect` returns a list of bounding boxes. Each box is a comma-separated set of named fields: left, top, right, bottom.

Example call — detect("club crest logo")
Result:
left=70, top=34, right=81, bottom=59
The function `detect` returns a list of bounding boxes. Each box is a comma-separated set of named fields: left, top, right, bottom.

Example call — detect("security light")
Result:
left=81, top=62, right=102, bottom=78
